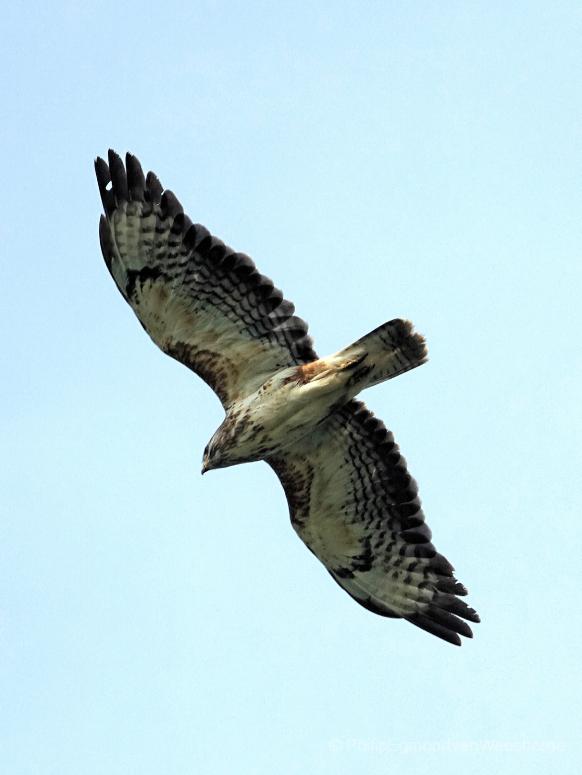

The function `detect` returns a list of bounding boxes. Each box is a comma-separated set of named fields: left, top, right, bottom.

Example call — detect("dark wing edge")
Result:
left=95, top=150, right=317, bottom=406
left=268, top=400, right=480, bottom=646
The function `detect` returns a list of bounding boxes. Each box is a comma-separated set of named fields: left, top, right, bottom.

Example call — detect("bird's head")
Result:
left=201, top=438, right=222, bottom=474
left=201, top=420, right=238, bottom=474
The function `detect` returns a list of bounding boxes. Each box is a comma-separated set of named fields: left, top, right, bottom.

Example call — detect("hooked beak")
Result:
left=201, top=455, right=209, bottom=475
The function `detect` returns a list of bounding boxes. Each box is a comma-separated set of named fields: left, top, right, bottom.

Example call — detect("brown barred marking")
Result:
left=165, top=343, right=238, bottom=406
left=268, top=456, right=314, bottom=529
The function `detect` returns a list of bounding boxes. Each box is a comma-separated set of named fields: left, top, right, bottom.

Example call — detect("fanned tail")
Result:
left=333, top=319, right=427, bottom=391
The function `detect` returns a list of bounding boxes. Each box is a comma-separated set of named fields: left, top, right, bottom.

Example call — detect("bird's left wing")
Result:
left=96, top=151, right=316, bottom=408
left=268, top=400, right=479, bottom=646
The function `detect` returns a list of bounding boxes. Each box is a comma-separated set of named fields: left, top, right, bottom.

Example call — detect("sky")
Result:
left=1, top=2, right=581, bottom=773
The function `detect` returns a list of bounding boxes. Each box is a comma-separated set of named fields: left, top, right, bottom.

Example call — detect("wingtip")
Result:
left=107, top=147, right=122, bottom=165
left=145, top=170, right=163, bottom=202
left=125, top=152, right=146, bottom=199
left=95, top=155, right=114, bottom=214
left=94, top=155, right=109, bottom=179
left=406, top=604, right=476, bottom=645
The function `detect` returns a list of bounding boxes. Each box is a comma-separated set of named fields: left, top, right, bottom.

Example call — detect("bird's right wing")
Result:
left=96, top=151, right=317, bottom=409
left=268, top=400, right=479, bottom=646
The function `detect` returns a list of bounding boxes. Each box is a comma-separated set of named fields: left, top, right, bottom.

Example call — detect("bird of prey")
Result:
left=95, top=150, right=479, bottom=646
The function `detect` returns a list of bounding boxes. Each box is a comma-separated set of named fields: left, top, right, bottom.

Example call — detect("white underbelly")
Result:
left=234, top=377, right=346, bottom=459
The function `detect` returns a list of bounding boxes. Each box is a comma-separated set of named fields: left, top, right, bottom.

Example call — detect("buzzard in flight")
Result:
left=96, top=150, right=479, bottom=645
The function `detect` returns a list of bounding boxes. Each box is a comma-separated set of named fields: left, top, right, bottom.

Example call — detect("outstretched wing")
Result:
left=96, top=150, right=316, bottom=407
left=268, top=401, right=479, bottom=646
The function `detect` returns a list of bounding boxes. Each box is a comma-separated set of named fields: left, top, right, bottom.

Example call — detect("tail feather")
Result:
left=334, top=319, right=427, bottom=391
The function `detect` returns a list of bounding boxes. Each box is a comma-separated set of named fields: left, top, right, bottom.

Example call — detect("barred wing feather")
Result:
left=268, top=401, right=479, bottom=646
left=96, top=150, right=316, bottom=407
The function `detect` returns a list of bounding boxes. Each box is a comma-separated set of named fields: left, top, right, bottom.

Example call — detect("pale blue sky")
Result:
left=1, top=2, right=581, bottom=773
